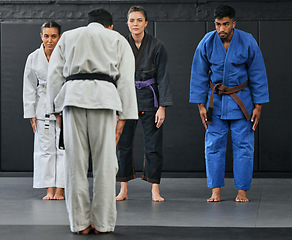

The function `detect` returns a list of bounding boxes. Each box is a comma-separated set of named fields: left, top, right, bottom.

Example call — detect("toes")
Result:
left=152, top=195, right=165, bottom=202
left=235, top=197, right=249, bottom=202
left=54, top=195, right=65, bottom=200
left=91, top=226, right=111, bottom=235
left=207, top=197, right=215, bottom=202
left=77, top=226, right=93, bottom=235
left=207, top=197, right=221, bottom=202
left=115, top=196, right=127, bottom=201
left=94, top=230, right=111, bottom=235
left=116, top=193, right=128, bottom=201
left=152, top=198, right=164, bottom=202
left=43, top=195, right=53, bottom=200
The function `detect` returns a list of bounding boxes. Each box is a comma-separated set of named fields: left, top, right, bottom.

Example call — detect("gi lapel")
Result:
left=128, top=32, right=149, bottom=71
left=220, top=28, right=236, bottom=118
left=39, top=43, right=49, bottom=72
left=222, top=28, right=237, bottom=86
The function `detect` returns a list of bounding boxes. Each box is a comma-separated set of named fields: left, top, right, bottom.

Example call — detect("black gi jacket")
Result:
left=126, top=33, right=173, bottom=111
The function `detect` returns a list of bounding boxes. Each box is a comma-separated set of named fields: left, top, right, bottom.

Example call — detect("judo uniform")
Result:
left=46, top=23, right=138, bottom=233
left=189, top=28, right=269, bottom=190
left=116, top=33, right=172, bottom=184
left=23, top=44, right=64, bottom=189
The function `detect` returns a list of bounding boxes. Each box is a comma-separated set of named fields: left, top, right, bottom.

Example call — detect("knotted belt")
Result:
left=207, top=80, right=250, bottom=124
left=135, top=78, right=159, bottom=108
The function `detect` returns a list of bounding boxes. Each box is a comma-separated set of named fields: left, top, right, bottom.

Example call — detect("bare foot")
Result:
left=77, top=225, right=93, bottom=235
left=116, top=182, right=128, bottom=201
left=115, top=191, right=128, bottom=201
left=91, top=225, right=111, bottom=235
left=53, top=188, right=65, bottom=200
left=152, top=183, right=164, bottom=202
left=93, top=229, right=111, bottom=235
left=43, top=187, right=54, bottom=200
left=207, top=188, right=221, bottom=202
left=235, top=190, right=249, bottom=202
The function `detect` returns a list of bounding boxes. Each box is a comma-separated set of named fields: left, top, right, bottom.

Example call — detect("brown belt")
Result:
left=207, top=81, right=250, bottom=124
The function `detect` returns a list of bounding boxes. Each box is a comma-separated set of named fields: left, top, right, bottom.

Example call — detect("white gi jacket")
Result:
left=23, top=44, right=65, bottom=189
left=23, top=44, right=55, bottom=120
left=46, top=23, right=138, bottom=120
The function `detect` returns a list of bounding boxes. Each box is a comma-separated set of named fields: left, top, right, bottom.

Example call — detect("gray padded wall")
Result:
left=259, top=21, right=292, bottom=172
left=1, top=22, right=41, bottom=171
left=156, top=22, right=206, bottom=172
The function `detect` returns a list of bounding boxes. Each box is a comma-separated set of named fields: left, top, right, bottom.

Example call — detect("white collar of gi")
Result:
left=88, top=22, right=104, bottom=29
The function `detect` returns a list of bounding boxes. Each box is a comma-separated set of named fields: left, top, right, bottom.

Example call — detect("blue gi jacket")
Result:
left=189, top=28, right=269, bottom=120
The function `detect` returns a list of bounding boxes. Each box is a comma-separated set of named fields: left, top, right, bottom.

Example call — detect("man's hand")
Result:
left=198, top=103, right=208, bottom=129
left=155, top=106, right=165, bottom=128
left=251, top=104, right=262, bottom=131
left=116, top=118, right=126, bottom=145
left=54, top=114, right=62, bottom=129
left=30, top=117, right=36, bottom=133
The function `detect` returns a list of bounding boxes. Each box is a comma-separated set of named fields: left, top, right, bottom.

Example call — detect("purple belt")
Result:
left=135, top=78, right=158, bottom=108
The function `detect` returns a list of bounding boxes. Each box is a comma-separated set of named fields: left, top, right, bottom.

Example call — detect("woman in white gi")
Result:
left=23, top=21, right=64, bottom=200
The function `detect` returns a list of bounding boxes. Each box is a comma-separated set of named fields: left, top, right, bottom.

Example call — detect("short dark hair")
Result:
left=41, top=21, right=61, bottom=35
left=88, top=9, right=113, bottom=27
left=214, top=5, right=235, bottom=20
left=127, top=5, right=148, bottom=22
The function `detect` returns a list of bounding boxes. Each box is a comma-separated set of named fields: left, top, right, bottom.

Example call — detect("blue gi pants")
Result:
left=116, top=111, right=163, bottom=184
left=205, top=115, right=254, bottom=190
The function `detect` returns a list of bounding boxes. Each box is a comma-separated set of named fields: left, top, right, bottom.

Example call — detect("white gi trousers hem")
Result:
left=33, top=119, right=65, bottom=189
left=63, top=107, right=118, bottom=233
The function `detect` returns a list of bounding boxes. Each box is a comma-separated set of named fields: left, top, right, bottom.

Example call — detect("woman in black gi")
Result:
left=116, top=5, right=172, bottom=202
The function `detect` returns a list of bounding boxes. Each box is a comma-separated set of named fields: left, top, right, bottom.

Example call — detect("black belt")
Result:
left=58, top=73, right=116, bottom=150
left=66, top=73, right=116, bottom=87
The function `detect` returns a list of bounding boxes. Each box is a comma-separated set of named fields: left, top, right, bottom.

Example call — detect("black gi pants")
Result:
left=116, top=111, right=163, bottom=184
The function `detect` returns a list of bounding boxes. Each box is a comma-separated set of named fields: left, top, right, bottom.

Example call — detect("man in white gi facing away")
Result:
left=46, top=9, right=138, bottom=234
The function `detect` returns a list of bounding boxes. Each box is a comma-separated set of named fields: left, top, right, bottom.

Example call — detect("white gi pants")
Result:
left=63, top=107, right=118, bottom=233
left=33, top=119, right=65, bottom=188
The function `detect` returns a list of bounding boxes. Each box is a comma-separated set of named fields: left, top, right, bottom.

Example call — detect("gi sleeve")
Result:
left=155, top=42, right=173, bottom=107
left=23, top=53, right=37, bottom=119
left=189, top=40, right=210, bottom=104
left=46, top=36, right=66, bottom=114
left=116, top=37, right=138, bottom=120
left=246, top=37, right=269, bottom=104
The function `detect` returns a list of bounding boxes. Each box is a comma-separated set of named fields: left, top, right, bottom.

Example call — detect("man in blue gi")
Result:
left=189, top=5, right=269, bottom=202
